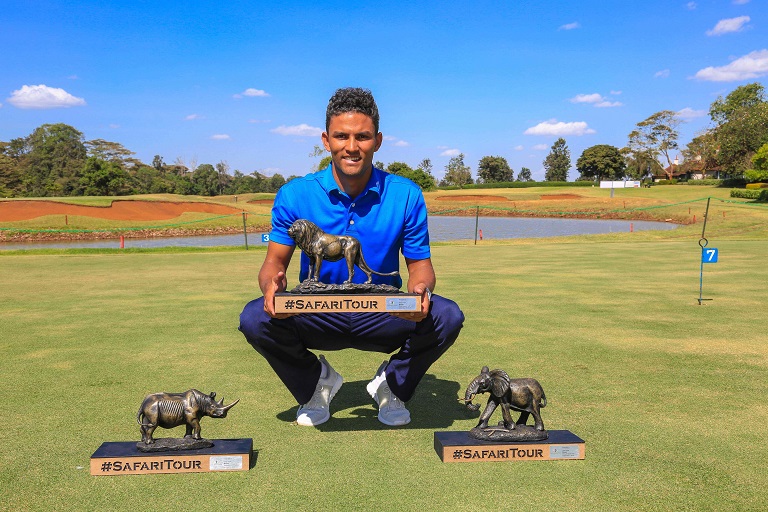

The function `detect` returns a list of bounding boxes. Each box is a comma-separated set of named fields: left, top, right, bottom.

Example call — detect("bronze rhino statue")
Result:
left=137, top=389, right=239, bottom=444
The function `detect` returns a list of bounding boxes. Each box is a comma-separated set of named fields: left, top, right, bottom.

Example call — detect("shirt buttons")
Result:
left=349, top=220, right=355, bottom=225
left=351, top=203, right=355, bottom=208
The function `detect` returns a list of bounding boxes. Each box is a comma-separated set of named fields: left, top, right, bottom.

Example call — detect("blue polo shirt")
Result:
left=270, top=165, right=430, bottom=288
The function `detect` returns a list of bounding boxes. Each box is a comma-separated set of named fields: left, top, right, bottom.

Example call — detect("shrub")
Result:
left=730, top=189, right=762, bottom=199
left=655, top=179, right=679, bottom=185
left=745, top=183, right=768, bottom=189
left=687, top=179, right=722, bottom=186
left=722, top=177, right=747, bottom=188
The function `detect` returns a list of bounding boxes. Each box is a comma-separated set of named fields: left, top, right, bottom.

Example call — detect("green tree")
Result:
left=192, top=164, right=219, bottom=195
left=627, top=111, right=681, bottom=179
left=386, top=161, right=414, bottom=176
left=85, top=139, right=135, bottom=164
left=21, top=123, right=87, bottom=196
left=477, top=156, right=514, bottom=183
left=440, top=153, right=473, bottom=187
left=710, top=83, right=766, bottom=126
left=745, top=143, right=768, bottom=183
left=215, top=160, right=231, bottom=195
left=317, top=156, right=332, bottom=171
left=517, top=167, right=532, bottom=182
left=543, top=138, right=570, bottom=181
left=152, top=154, right=165, bottom=171
left=78, top=157, right=131, bottom=196
left=576, top=145, right=626, bottom=181
left=0, top=148, right=22, bottom=196
left=707, top=84, right=768, bottom=174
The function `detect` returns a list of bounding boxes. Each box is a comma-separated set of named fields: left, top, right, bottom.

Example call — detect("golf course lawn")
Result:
left=2, top=235, right=767, bottom=510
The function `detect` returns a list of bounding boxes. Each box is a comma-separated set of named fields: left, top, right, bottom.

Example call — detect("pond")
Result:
left=0, top=216, right=677, bottom=251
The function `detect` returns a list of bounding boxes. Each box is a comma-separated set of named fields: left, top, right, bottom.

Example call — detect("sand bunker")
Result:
left=0, top=200, right=243, bottom=222
left=435, top=195, right=508, bottom=202
left=540, top=194, right=583, bottom=200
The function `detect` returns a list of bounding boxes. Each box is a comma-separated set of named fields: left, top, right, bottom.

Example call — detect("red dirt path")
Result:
left=0, top=200, right=243, bottom=222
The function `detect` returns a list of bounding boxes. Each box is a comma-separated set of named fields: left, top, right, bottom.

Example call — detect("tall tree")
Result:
left=543, top=138, right=570, bottom=181
left=215, top=160, right=231, bottom=195
left=85, top=139, right=135, bottom=164
left=576, top=144, right=626, bottom=181
left=24, top=123, right=87, bottom=196
left=708, top=83, right=768, bottom=173
left=78, top=157, right=131, bottom=196
left=627, top=111, right=681, bottom=179
left=440, top=153, right=473, bottom=187
left=192, top=164, right=219, bottom=195
left=477, top=156, right=514, bottom=183
left=710, top=83, right=766, bottom=126
left=517, top=167, right=532, bottom=182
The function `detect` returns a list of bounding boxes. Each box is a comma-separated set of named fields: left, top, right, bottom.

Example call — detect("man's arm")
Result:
left=258, top=241, right=296, bottom=318
left=398, top=257, right=436, bottom=322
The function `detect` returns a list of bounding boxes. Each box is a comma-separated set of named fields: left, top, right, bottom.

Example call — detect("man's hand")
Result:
left=389, top=283, right=430, bottom=322
left=259, top=242, right=296, bottom=319
left=263, top=271, right=294, bottom=319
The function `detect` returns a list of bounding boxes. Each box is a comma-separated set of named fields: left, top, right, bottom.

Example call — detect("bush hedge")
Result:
left=745, top=183, right=768, bottom=189
left=438, top=181, right=594, bottom=190
left=687, top=179, right=722, bottom=186
left=730, top=189, right=763, bottom=199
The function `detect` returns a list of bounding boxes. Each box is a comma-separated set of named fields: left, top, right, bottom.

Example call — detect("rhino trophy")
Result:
left=137, top=389, right=239, bottom=444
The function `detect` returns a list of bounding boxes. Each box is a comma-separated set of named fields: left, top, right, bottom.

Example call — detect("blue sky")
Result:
left=1, top=0, right=767, bottom=181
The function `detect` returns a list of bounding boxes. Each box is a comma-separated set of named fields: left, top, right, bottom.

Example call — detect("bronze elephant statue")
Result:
left=463, top=366, right=547, bottom=431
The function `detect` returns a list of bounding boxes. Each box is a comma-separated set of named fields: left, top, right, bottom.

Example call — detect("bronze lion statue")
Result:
left=288, top=219, right=399, bottom=284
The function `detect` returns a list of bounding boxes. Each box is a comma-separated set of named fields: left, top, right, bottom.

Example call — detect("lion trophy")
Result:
left=288, top=219, right=399, bottom=291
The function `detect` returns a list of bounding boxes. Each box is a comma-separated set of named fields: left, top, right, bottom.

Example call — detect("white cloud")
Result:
left=532, top=144, right=549, bottom=150
left=185, top=114, right=203, bottom=121
left=67, top=75, right=79, bottom=80
left=7, top=84, right=86, bottom=109
left=248, top=119, right=271, bottom=123
left=693, top=49, right=768, bottom=82
left=570, top=93, right=622, bottom=108
left=677, top=107, right=706, bottom=119
left=233, top=88, right=270, bottom=99
left=211, top=134, right=230, bottom=140
left=440, top=148, right=461, bottom=157
left=514, top=145, right=525, bottom=151
left=570, top=93, right=604, bottom=104
left=655, top=69, right=670, bottom=78
left=394, top=140, right=409, bottom=147
left=595, top=101, right=623, bottom=108
left=610, top=90, right=622, bottom=95
left=109, top=124, right=120, bottom=129
left=686, top=2, right=697, bottom=10
left=559, top=22, right=580, bottom=30
left=524, top=120, right=596, bottom=136
left=706, top=16, right=750, bottom=36
left=271, top=124, right=323, bottom=136
left=733, top=0, right=750, bottom=4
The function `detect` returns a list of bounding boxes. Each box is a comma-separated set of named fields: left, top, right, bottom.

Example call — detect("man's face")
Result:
left=322, top=112, right=382, bottom=181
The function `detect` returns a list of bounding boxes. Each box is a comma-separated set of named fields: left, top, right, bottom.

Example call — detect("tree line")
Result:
left=2, top=82, right=765, bottom=198
left=0, top=125, right=296, bottom=198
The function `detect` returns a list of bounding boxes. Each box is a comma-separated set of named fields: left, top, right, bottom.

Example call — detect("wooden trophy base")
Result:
left=90, top=438, right=253, bottom=476
left=274, top=293, right=421, bottom=314
left=434, top=430, right=584, bottom=463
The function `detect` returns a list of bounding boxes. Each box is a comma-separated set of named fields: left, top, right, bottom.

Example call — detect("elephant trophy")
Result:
left=462, top=366, right=548, bottom=442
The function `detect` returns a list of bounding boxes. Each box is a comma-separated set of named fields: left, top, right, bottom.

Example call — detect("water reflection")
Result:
left=0, top=216, right=677, bottom=251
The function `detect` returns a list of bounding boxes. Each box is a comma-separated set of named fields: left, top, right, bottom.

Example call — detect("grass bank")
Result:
left=2, top=238, right=767, bottom=510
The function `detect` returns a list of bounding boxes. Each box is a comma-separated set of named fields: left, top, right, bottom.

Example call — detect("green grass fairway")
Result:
left=2, top=239, right=767, bottom=511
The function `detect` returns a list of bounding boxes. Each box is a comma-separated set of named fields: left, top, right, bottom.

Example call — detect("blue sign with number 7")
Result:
left=702, top=248, right=718, bottom=263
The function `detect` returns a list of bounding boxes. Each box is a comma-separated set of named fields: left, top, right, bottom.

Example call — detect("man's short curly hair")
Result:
left=325, top=87, right=380, bottom=133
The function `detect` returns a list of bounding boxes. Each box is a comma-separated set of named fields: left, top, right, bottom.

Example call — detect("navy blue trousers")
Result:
left=239, top=295, right=464, bottom=405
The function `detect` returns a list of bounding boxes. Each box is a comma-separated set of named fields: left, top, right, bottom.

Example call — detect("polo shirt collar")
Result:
left=321, top=164, right=383, bottom=201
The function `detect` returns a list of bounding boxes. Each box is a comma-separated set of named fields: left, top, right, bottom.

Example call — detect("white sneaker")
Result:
left=366, top=360, right=411, bottom=426
left=296, top=355, right=343, bottom=426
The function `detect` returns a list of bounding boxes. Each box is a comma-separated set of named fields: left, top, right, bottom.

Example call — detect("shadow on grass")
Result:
left=276, top=374, right=473, bottom=431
